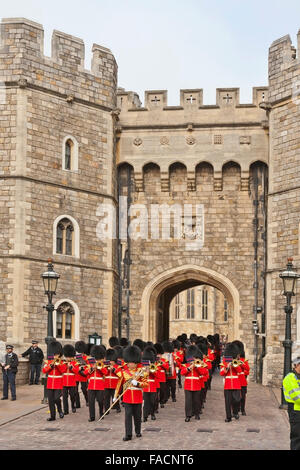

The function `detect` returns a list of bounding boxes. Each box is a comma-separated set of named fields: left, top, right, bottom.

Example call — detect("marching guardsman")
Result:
left=232, top=340, right=250, bottom=416
left=172, top=339, right=184, bottom=390
left=180, top=345, right=206, bottom=422
left=142, top=347, right=158, bottom=422
left=219, top=342, right=242, bottom=422
left=162, top=341, right=177, bottom=403
left=84, top=345, right=108, bottom=422
left=42, top=340, right=66, bottom=421
left=74, top=340, right=89, bottom=408
left=154, top=343, right=169, bottom=408
left=114, top=345, right=149, bottom=441
left=104, top=348, right=121, bottom=414
left=62, top=344, right=79, bottom=415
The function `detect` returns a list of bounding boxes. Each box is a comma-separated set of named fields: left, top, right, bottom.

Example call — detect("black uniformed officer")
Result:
left=1, top=345, right=19, bottom=400
left=21, top=340, right=44, bottom=385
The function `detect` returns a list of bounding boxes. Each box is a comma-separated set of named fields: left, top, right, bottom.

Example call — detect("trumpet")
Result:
left=149, top=363, right=157, bottom=373
left=231, top=359, right=243, bottom=367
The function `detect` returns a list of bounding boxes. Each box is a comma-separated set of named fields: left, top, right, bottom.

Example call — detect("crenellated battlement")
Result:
left=268, top=29, right=300, bottom=104
left=0, top=17, right=118, bottom=110
left=117, top=86, right=268, bottom=114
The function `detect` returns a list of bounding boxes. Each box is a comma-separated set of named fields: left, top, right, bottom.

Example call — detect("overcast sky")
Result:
left=1, top=1, right=300, bottom=105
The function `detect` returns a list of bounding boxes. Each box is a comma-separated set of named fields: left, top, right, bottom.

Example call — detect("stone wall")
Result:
left=0, top=18, right=119, bottom=350
left=263, top=31, right=300, bottom=386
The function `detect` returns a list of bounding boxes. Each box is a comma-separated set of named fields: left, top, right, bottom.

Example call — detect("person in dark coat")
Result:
left=21, top=340, right=44, bottom=385
left=1, top=345, right=19, bottom=401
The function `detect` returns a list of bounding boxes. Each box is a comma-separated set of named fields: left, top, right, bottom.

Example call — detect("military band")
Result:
left=40, top=333, right=251, bottom=439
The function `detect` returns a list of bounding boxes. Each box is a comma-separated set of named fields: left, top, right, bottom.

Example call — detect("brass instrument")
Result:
left=149, top=363, right=157, bottom=373
left=231, top=359, right=243, bottom=368
left=96, top=360, right=105, bottom=370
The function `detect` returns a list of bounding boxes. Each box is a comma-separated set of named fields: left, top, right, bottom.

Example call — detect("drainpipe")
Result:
left=252, top=167, right=259, bottom=382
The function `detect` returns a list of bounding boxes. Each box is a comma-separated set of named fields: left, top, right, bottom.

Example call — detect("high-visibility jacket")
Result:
left=283, top=372, right=300, bottom=411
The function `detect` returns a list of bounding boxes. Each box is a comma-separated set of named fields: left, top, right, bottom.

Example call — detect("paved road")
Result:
left=0, top=372, right=290, bottom=450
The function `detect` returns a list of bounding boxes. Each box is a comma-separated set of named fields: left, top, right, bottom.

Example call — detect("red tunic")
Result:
left=75, top=354, right=88, bottom=383
left=143, top=371, right=158, bottom=393
left=62, top=361, right=80, bottom=387
left=180, top=363, right=204, bottom=391
left=43, top=360, right=67, bottom=390
left=220, top=362, right=242, bottom=390
left=238, top=358, right=250, bottom=387
left=116, top=366, right=149, bottom=404
left=103, top=364, right=119, bottom=390
left=84, top=364, right=108, bottom=391
left=156, top=357, right=169, bottom=383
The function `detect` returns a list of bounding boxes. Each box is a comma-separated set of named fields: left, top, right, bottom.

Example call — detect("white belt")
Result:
left=148, top=379, right=155, bottom=382
left=64, top=373, right=75, bottom=376
left=89, top=377, right=104, bottom=380
left=49, top=375, right=62, bottom=378
left=225, top=376, right=239, bottom=379
left=127, top=386, right=140, bottom=391
left=186, top=376, right=200, bottom=380
left=105, top=376, right=118, bottom=379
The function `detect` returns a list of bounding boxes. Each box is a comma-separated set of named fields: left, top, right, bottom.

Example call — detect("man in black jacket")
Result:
left=1, top=345, right=19, bottom=400
left=21, top=340, right=44, bottom=385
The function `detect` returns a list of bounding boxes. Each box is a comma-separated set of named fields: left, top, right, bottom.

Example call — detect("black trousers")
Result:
left=224, top=389, right=241, bottom=419
left=75, top=381, right=88, bottom=407
left=288, top=404, right=300, bottom=450
left=30, top=364, right=41, bottom=384
left=155, top=388, right=160, bottom=411
left=2, top=370, right=16, bottom=399
left=124, top=403, right=142, bottom=437
left=104, top=388, right=120, bottom=412
left=63, top=386, right=76, bottom=413
left=166, top=379, right=176, bottom=400
left=47, top=389, right=62, bottom=419
left=159, top=382, right=167, bottom=404
left=240, top=386, right=247, bottom=412
left=185, top=390, right=201, bottom=418
left=88, top=389, right=104, bottom=420
left=143, top=392, right=156, bottom=418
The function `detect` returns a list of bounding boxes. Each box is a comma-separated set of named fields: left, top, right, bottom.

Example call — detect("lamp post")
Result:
left=88, top=332, right=102, bottom=346
left=41, top=258, right=60, bottom=404
left=279, top=258, right=300, bottom=408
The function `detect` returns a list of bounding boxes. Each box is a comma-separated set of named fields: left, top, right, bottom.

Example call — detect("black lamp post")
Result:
left=88, top=332, right=102, bottom=346
left=41, top=258, right=60, bottom=403
left=279, top=258, right=300, bottom=408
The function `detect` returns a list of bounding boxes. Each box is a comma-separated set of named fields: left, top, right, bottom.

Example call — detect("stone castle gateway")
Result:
left=0, top=18, right=300, bottom=386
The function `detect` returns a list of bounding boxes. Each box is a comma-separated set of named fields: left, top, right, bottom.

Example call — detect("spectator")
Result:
left=1, top=345, right=19, bottom=401
left=21, top=340, right=44, bottom=385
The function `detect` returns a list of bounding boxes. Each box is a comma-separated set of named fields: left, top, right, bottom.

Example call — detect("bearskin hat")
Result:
left=186, top=345, right=202, bottom=360
left=224, top=342, right=239, bottom=359
left=120, top=337, right=129, bottom=347
left=231, top=340, right=245, bottom=357
left=108, top=336, right=120, bottom=348
left=113, top=345, right=123, bottom=359
left=133, top=338, right=145, bottom=352
left=190, top=333, right=198, bottom=342
left=207, top=335, right=215, bottom=346
left=48, top=340, right=62, bottom=356
left=123, top=345, right=141, bottom=364
left=105, top=348, right=117, bottom=362
left=90, top=345, right=105, bottom=360
left=142, top=348, right=155, bottom=363
left=154, top=343, right=164, bottom=355
left=172, top=339, right=181, bottom=350
left=62, top=344, right=75, bottom=358
left=197, top=340, right=208, bottom=355
left=162, top=340, right=174, bottom=353
left=144, top=345, right=157, bottom=360
left=213, top=333, right=220, bottom=345
left=75, top=341, right=87, bottom=354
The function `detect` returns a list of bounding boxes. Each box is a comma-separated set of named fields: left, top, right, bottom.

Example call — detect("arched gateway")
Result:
left=140, top=265, right=240, bottom=343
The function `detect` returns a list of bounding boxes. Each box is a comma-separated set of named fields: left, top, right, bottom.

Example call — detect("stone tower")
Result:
left=0, top=18, right=118, bottom=349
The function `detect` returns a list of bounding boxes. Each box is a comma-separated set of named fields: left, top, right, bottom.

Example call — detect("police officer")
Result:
left=283, top=355, right=300, bottom=450
left=21, top=340, right=44, bottom=385
left=1, top=345, right=19, bottom=401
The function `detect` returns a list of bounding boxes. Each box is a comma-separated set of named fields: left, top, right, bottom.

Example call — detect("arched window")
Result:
left=187, top=288, right=195, bottom=319
left=175, top=294, right=180, bottom=319
left=56, top=218, right=74, bottom=256
left=56, top=302, right=75, bottom=339
left=202, top=288, right=208, bottom=320
left=53, top=215, right=80, bottom=258
left=62, top=136, right=79, bottom=172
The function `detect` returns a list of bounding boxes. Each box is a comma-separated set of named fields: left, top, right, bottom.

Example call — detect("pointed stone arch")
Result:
left=140, top=264, right=240, bottom=342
